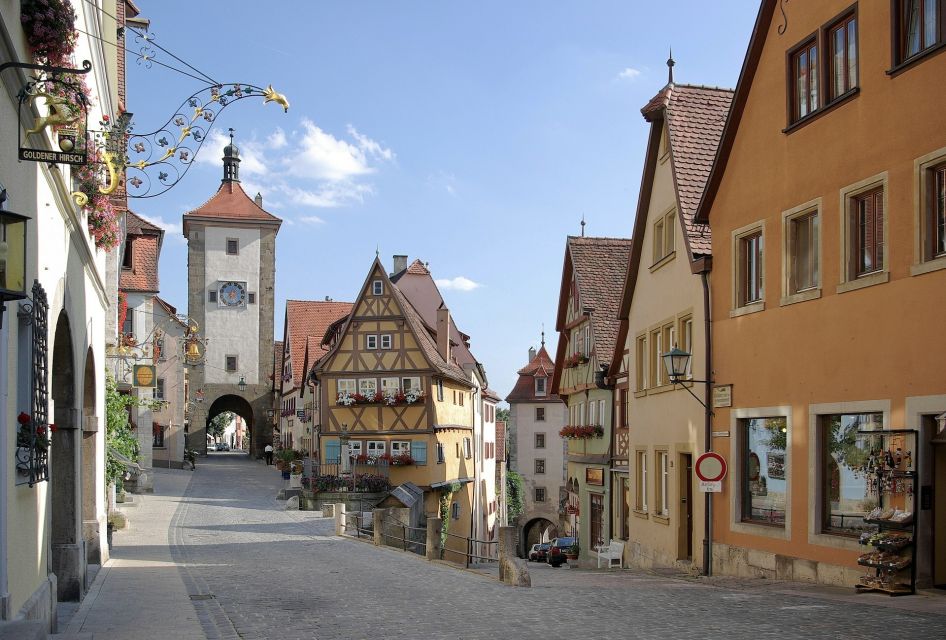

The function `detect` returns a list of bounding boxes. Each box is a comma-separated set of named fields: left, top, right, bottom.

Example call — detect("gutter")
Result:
left=699, top=262, right=713, bottom=577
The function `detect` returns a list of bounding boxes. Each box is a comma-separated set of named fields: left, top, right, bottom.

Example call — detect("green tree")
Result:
left=506, top=470, right=525, bottom=523
left=496, top=407, right=510, bottom=423
left=207, top=411, right=234, bottom=441
left=105, top=373, right=155, bottom=492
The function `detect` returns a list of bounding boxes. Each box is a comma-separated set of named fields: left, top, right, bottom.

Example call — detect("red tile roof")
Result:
left=183, top=182, right=282, bottom=235
left=284, top=300, right=353, bottom=390
left=120, top=211, right=164, bottom=293
left=506, top=345, right=562, bottom=403
left=645, top=84, right=733, bottom=256
left=272, top=340, right=284, bottom=388
left=406, top=259, right=430, bottom=275
left=565, top=236, right=632, bottom=364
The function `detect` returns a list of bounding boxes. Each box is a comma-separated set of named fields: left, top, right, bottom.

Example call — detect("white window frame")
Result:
left=337, top=379, right=356, bottom=394
left=636, top=450, right=648, bottom=512
left=463, top=437, right=472, bottom=459
left=372, top=280, right=384, bottom=295
left=381, top=377, right=399, bottom=394
left=535, top=432, right=546, bottom=449
left=730, top=220, right=766, bottom=317
left=391, top=441, right=410, bottom=456
left=366, top=334, right=378, bottom=350
left=589, top=400, right=597, bottom=427
left=358, top=378, right=377, bottom=397
left=366, top=440, right=386, bottom=458
left=535, top=377, right=547, bottom=396
left=657, top=450, right=669, bottom=517
left=402, top=376, right=421, bottom=392
left=347, top=440, right=363, bottom=459
left=380, top=334, right=392, bottom=349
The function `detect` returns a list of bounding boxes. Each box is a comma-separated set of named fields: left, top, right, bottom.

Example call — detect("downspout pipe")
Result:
left=700, top=266, right=713, bottom=577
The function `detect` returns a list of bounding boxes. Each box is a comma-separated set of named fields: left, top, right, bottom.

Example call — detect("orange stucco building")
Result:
left=696, top=0, right=946, bottom=589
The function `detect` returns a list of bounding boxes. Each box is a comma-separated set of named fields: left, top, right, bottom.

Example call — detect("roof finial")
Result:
left=580, top=214, right=586, bottom=237
left=667, top=48, right=675, bottom=84
left=541, top=324, right=545, bottom=347
left=376, top=244, right=380, bottom=258
left=228, top=127, right=235, bottom=146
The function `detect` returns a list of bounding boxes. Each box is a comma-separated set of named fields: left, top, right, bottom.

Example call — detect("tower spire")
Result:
left=667, top=48, right=675, bottom=84
left=580, top=214, right=586, bottom=237
left=541, top=324, right=545, bottom=347
left=222, top=128, right=241, bottom=183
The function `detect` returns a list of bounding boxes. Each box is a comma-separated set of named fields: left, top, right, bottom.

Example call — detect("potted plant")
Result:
left=566, top=542, right=579, bottom=560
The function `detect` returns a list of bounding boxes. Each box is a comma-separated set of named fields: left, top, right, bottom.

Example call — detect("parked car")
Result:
left=218, top=443, right=230, bottom=451
left=528, top=542, right=550, bottom=562
left=547, top=537, right=576, bottom=567
left=207, top=443, right=217, bottom=452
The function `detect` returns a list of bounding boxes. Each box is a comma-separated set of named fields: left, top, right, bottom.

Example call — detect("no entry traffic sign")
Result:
left=695, top=452, right=727, bottom=492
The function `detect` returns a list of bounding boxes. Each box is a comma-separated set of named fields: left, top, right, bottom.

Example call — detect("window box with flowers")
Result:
left=559, top=424, right=605, bottom=439
left=338, top=389, right=425, bottom=406
left=563, top=353, right=590, bottom=369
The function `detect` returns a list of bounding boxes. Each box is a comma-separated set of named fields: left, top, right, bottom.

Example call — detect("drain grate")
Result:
left=189, top=594, right=215, bottom=600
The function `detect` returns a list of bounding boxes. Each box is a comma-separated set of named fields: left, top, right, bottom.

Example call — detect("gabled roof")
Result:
left=125, top=209, right=162, bottom=235
left=506, top=345, right=561, bottom=403
left=316, top=257, right=473, bottom=387
left=182, top=181, right=282, bottom=235
left=391, top=257, right=476, bottom=369
left=553, top=236, right=631, bottom=366
left=283, top=300, right=353, bottom=390
left=152, top=295, right=187, bottom=327
left=608, top=82, right=733, bottom=376
left=694, top=0, right=777, bottom=225
left=656, top=84, right=733, bottom=256
left=120, top=211, right=164, bottom=293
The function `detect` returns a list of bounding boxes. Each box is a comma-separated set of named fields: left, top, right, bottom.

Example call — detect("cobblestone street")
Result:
left=63, top=454, right=946, bottom=640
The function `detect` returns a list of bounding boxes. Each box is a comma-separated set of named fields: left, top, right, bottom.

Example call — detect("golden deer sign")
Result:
left=25, top=91, right=81, bottom=135
left=263, top=85, right=290, bottom=113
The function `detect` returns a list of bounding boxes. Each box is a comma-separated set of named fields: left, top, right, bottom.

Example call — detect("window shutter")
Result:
left=874, top=190, right=884, bottom=267
left=325, top=439, right=340, bottom=463
left=410, top=441, right=427, bottom=464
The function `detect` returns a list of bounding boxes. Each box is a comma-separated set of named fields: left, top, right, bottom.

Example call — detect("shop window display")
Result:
left=821, top=412, right=882, bottom=535
left=742, top=417, right=787, bottom=525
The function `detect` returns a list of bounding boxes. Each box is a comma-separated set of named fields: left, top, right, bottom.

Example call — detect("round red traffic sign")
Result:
left=695, top=452, right=727, bottom=482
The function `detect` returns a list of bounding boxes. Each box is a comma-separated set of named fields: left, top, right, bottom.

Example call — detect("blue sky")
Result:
left=127, top=1, right=759, bottom=401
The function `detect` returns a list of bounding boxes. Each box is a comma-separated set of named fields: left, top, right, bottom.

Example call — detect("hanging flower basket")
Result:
left=20, top=0, right=78, bottom=66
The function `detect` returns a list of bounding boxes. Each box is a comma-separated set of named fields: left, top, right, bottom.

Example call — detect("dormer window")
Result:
left=122, top=239, right=133, bottom=269
left=372, top=280, right=383, bottom=295
left=535, top=377, right=547, bottom=396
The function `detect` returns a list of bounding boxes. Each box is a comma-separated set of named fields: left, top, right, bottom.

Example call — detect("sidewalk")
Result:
left=59, top=468, right=205, bottom=640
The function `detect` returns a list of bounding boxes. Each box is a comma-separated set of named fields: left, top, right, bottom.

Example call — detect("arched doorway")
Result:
left=522, top=517, right=558, bottom=557
left=51, top=311, right=84, bottom=601
left=202, top=394, right=254, bottom=456
left=81, top=347, right=101, bottom=565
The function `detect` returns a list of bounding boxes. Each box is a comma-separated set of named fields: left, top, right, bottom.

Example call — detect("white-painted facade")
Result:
left=203, top=226, right=261, bottom=386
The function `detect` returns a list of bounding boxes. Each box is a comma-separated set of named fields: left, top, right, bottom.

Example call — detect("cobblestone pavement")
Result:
left=165, top=454, right=946, bottom=640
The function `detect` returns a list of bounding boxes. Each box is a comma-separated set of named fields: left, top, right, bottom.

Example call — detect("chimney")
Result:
left=392, top=254, right=408, bottom=276
left=255, top=192, right=263, bottom=208
left=528, top=347, right=536, bottom=362
left=437, top=308, right=451, bottom=362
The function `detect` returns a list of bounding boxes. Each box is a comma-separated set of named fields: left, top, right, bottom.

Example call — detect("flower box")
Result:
left=563, top=353, right=590, bottom=369
left=559, top=424, right=604, bottom=439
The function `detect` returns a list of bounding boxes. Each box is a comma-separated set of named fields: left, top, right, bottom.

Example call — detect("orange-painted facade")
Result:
left=699, top=1, right=946, bottom=587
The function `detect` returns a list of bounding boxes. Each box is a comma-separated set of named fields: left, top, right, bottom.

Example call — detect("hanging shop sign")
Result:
left=585, top=467, right=605, bottom=486
left=133, top=364, right=156, bottom=388
left=16, top=60, right=91, bottom=165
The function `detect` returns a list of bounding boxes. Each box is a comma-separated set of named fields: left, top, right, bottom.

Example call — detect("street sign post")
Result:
left=695, top=451, right=727, bottom=493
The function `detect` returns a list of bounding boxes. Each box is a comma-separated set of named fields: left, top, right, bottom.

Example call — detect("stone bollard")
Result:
left=373, top=508, right=385, bottom=546
left=322, top=503, right=335, bottom=518
left=334, top=503, right=347, bottom=536
left=426, top=517, right=442, bottom=560
left=498, top=526, right=531, bottom=587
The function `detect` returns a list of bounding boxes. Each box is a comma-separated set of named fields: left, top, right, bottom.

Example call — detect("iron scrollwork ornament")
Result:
left=123, top=83, right=289, bottom=198
left=14, top=282, right=49, bottom=487
left=15, top=60, right=92, bottom=165
left=777, top=0, right=790, bottom=36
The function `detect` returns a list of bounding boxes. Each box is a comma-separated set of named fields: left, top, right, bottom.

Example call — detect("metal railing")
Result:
left=443, top=531, right=498, bottom=568
left=381, top=518, right=427, bottom=555
left=342, top=511, right=373, bottom=538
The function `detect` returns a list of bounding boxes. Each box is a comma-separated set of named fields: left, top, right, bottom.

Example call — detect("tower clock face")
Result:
left=219, top=281, right=246, bottom=307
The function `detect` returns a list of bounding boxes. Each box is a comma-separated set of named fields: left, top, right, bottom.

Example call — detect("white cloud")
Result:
left=193, top=119, right=394, bottom=219
left=435, top=276, right=482, bottom=292
left=617, top=67, right=642, bottom=81
left=135, top=212, right=185, bottom=243
left=267, top=128, right=287, bottom=150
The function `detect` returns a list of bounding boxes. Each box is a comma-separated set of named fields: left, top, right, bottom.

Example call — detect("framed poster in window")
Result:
left=586, top=467, right=604, bottom=486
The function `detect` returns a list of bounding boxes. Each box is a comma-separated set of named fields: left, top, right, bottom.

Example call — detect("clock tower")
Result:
left=183, top=136, right=281, bottom=455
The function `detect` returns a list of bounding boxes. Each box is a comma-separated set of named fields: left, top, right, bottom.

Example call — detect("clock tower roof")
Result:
left=183, top=181, right=282, bottom=236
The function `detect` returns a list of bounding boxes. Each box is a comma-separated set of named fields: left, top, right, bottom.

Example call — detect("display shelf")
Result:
left=854, top=429, right=918, bottom=597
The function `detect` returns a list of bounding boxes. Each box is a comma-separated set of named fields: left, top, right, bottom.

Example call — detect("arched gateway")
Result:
left=182, top=137, right=281, bottom=456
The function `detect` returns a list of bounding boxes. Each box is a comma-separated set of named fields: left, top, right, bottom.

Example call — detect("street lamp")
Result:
left=0, top=192, right=29, bottom=330
left=661, top=346, right=712, bottom=408
left=238, top=375, right=247, bottom=392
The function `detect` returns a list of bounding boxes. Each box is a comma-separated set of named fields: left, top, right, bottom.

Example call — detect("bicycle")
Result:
left=183, top=449, right=197, bottom=471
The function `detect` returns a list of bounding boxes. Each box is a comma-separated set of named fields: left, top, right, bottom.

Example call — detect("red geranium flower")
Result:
left=17, top=412, right=31, bottom=425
